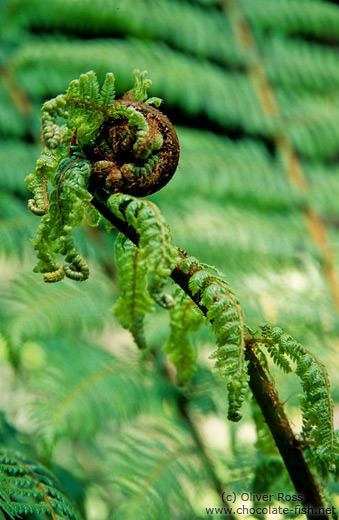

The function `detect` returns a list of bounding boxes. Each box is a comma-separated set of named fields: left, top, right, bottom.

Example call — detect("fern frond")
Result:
left=30, top=340, right=152, bottom=451
left=9, top=0, right=243, bottom=69
left=24, top=71, right=123, bottom=283
left=0, top=193, right=36, bottom=258
left=168, top=128, right=302, bottom=212
left=25, top=70, right=177, bottom=284
left=170, top=125, right=338, bottom=222
left=26, top=148, right=59, bottom=215
left=307, top=165, right=339, bottom=217
left=112, top=234, right=155, bottom=349
left=0, top=467, right=15, bottom=520
left=265, top=343, right=292, bottom=374
left=180, top=256, right=249, bottom=422
left=29, top=154, right=92, bottom=282
left=296, top=351, right=337, bottom=477
left=65, top=71, right=104, bottom=144
left=41, top=95, right=68, bottom=149
left=277, top=90, right=339, bottom=161
left=10, top=38, right=264, bottom=133
left=0, top=273, right=114, bottom=351
left=265, top=36, right=339, bottom=94
left=164, top=288, right=204, bottom=386
left=11, top=35, right=339, bottom=164
left=99, top=72, right=115, bottom=111
left=108, top=194, right=177, bottom=309
left=105, top=418, right=207, bottom=520
left=239, top=0, right=339, bottom=42
left=0, top=450, right=82, bottom=520
left=166, top=200, right=319, bottom=277
left=260, top=325, right=339, bottom=478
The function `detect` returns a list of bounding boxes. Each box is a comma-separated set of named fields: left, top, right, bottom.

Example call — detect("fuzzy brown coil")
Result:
left=86, top=99, right=180, bottom=197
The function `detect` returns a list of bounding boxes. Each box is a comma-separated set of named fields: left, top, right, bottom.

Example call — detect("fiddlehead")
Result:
left=26, top=70, right=180, bottom=283
left=87, top=97, right=180, bottom=197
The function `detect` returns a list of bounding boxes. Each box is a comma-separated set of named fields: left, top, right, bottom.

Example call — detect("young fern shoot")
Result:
left=25, top=69, right=179, bottom=283
left=25, top=72, right=339, bottom=492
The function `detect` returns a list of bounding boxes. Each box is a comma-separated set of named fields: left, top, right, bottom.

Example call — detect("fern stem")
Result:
left=245, top=342, right=330, bottom=520
left=89, top=191, right=330, bottom=517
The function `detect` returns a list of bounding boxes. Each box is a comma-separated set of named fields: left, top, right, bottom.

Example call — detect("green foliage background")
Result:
left=0, top=0, right=339, bottom=518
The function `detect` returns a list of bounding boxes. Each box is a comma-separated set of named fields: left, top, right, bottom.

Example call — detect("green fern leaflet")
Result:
left=0, top=450, right=82, bottom=520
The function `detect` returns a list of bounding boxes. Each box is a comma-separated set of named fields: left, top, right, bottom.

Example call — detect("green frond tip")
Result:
left=66, top=71, right=108, bottom=144
left=0, top=449, right=82, bottom=520
left=260, top=324, right=339, bottom=479
left=132, top=69, right=162, bottom=106
left=28, top=153, right=92, bottom=283
left=99, top=72, right=116, bottom=111
left=112, top=234, right=155, bottom=349
left=38, top=70, right=118, bottom=155
left=164, top=288, right=204, bottom=386
left=180, top=256, right=248, bottom=421
left=26, top=71, right=117, bottom=284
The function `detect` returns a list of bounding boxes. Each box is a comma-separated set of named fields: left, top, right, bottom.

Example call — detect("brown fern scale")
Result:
left=86, top=96, right=180, bottom=197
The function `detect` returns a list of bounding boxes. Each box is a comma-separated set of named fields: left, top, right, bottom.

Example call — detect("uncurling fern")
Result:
left=25, top=69, right=250, bottom=421
left=250, top=324, right=339, bottom=479
left=112, top=234, right=155, bottom=350
left=0, top=449, right=82, bottom=520
left=25, top=69, right=180, bottom=351
left=25, top=69, right=179, bottom=283
left=106, top=194, right=249, bottom=418
left=25, top=72, right=339, bottom=494
left=179, top=255, right=249, bottom=421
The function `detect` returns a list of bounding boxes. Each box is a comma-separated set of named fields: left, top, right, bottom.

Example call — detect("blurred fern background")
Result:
left=1, top=0, right=339, bottom=518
